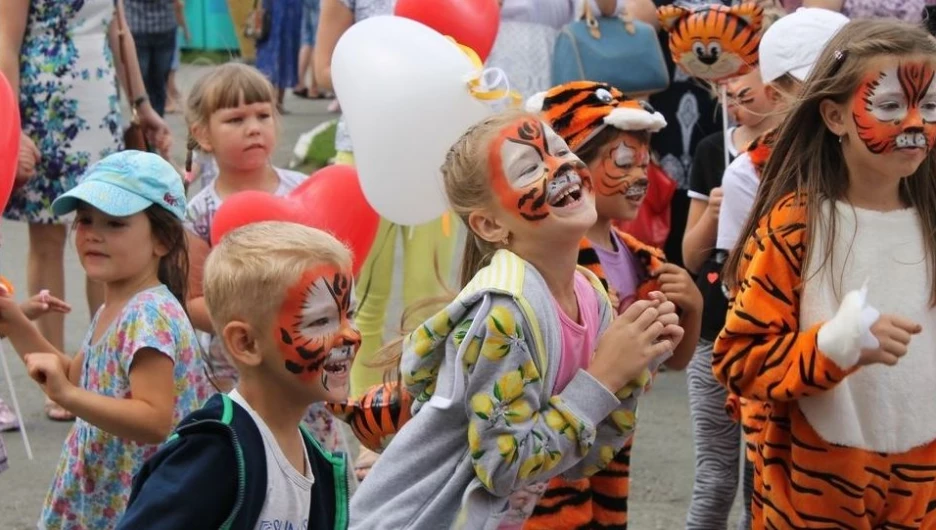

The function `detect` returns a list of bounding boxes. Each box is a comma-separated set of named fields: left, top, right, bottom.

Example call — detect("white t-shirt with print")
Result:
left=228, top=389, right=314, bottom=530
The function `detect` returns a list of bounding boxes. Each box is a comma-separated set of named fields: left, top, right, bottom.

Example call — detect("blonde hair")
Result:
left=184, top=63, right=278, bottom=169
left=203, top=222, right=351, bottom=333
left=724, top=19, right=936, bottom=305
left=442, top=109, right=538, bottom=287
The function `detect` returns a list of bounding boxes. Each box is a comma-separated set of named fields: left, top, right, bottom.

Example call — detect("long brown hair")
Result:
left=723, top=19, right=936, bottom=305
left=145, top=205, right=190, bottom=307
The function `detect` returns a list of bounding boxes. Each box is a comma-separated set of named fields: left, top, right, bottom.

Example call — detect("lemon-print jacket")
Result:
left=349, top=250, right=652, bottom=530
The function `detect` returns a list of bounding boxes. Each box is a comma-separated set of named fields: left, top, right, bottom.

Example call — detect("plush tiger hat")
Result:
left=525, top=81, right=667, bottom=152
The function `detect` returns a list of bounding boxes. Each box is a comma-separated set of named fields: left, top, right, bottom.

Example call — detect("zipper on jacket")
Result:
left=300, top=426, right=349, bottom=530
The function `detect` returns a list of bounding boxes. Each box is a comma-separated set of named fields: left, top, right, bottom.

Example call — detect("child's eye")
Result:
left=258, top=112, right=272, bottom=120
left=107, top=220, right=126, bottom=228
left=310, top=317, right=329, bottom=327
left=226, top=117, right=243, bottom=124
left=346, top=310, right=355, bottom=320
left=878, top=102, right=901, bottom=111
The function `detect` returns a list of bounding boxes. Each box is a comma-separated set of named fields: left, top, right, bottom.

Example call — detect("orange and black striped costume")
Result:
left=524, top=230, right=664, bottom=530
left=714, top=193, right=936, bottom=528
left=723, top=129, right=776, bottom=467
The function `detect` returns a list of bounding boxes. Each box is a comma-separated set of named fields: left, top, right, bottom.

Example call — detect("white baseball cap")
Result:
left=759, top=8, right=850, bottom=84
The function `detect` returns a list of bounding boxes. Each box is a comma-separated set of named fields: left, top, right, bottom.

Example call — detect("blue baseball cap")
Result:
left=52, top=150, right=186, bottom=221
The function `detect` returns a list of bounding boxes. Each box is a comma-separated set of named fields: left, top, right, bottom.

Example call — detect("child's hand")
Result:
left=20, top=289, right=72, bottom=321
left=655, top=263, right=702, bottom=316
left=588, top=297, right=674, bottom=393
left=706, top=187, right=723, bottom=222
left=858, top=314, right=921, bottom=367
left=25, top=352, right=73, bottom=403
left=647, top=291, right=685, bottom=349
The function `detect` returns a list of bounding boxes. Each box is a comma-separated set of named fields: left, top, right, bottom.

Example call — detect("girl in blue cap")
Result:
left=0, top=150, right=211, bottom=530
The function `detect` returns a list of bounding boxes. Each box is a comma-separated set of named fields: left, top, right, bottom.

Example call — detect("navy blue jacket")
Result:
left=117, top=394, right=350, bottom=530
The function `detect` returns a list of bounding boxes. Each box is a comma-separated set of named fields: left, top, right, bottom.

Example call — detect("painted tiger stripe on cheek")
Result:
left=488, top=118, right=589, bottom=222
left=275, top=266, right=360, bottom=386
left=853, top=62, right=936, bottom=154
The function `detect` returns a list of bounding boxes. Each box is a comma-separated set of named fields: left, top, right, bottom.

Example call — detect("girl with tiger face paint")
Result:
left=836, top=55, right=936, bottom=185
left=852, top=60, right=936, bottom=155
left=275, top=265, right=361, bottom=403
left=488, top=117, right=595, bottom=227
left=715, top=19, right=936, bottom=529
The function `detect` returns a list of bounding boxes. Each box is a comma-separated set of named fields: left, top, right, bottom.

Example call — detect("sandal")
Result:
left=0, top=399, right=19, bottom=432
left=44, top=399, right=75, bottom=422
left=354, top=447, right=379, bottom=482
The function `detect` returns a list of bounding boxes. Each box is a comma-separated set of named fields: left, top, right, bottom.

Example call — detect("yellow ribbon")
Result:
left=446, top=37, right=522, bottom=108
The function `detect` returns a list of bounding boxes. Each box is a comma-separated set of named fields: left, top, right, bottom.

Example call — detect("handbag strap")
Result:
left=114, top=1, right=140, bottom=123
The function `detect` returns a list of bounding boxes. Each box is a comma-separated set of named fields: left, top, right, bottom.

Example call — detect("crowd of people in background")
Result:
left=3, top=0, right=936, bottom=529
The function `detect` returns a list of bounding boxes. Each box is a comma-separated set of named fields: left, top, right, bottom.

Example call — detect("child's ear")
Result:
left=819, top=98, right=849, bottom=137
left=468, top=209, right=510, bottom=246
left=192, top=124, right=213, bottom=153
left=222, top=321, right=263, bottom=368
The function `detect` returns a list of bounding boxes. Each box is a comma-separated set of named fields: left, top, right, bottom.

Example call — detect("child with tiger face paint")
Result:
left=522, top=81, right=702, bottom=530
left=120, top=222, right=357, bottom=529
left=716, top=19, right=936, bottom=529
left=348, top=110, right=683, bottom=530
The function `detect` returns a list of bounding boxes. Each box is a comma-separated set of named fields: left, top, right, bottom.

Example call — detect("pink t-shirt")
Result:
left=553, top=271, right=601, bottom=392
left=498, top=271, right=601, bottom=530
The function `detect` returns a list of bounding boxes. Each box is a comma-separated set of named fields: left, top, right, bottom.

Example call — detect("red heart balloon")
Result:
left=209, top=166, right=379, bottom=278
left=394, top=0, right=500, bottom=62
left=290, top=165, right=379, bottom=277
left=210, top=190, right=310, bottom=247
left=0, top=71, right=21, bottom=212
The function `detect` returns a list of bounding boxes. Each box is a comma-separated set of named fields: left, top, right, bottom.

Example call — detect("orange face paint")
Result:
left=487, top=117, right=591, bottom=222
left=275, top=266, right=360, bottom=388
left=852, top=62, right=936, bottom=154
left=596, top=132, right=650, bottom=199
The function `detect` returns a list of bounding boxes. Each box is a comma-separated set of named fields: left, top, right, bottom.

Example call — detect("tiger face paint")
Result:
left=852, top=62, right=936, bottom=154
left=596, top=132, right=651, bottom=200
left=489, top=118, right=592, bottom=222
left=275, top=266, right=360, bottom=393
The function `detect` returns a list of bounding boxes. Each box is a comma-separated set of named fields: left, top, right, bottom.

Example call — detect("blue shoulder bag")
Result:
left=552, top=2, right=669, bottom=97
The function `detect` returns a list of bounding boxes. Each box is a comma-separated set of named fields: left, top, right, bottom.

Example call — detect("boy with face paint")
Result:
left=118, top=222, right=357, bottom=530
left=523, top=81, right=703, bottom=530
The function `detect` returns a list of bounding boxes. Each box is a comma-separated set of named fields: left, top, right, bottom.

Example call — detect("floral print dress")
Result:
left=39, top=286, right=211, bottom=530
left=4, top=0, right=122, bottom=225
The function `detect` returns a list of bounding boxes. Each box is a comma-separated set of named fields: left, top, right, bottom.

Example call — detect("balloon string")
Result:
left=446, top=37, right=522, bottom=108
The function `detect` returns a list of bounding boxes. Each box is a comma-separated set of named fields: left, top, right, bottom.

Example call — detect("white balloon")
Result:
left=331, top=16, right=494, bottom=226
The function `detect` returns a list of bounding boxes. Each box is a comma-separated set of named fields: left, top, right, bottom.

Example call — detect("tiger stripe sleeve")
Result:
left=712, top=201, right=852, bottom=402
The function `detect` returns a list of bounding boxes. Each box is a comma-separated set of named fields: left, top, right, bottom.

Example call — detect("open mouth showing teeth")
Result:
left=323, top=347, right=354, bottom=375
left=896, top=132, right=928, bottom=150
left=625, top=181, right=648, bottom=200
left=547, top=170, right=584, bottom=207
